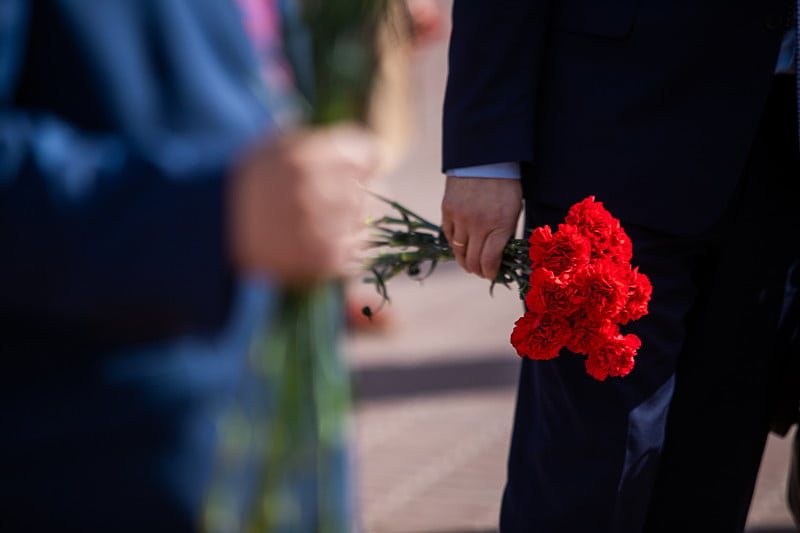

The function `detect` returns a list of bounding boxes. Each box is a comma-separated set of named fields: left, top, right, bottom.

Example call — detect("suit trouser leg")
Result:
left=499, top=75, right=800, bottom=533
left=642, top=74, right=800, bottom=532
left=501, top=206, right=707, bottom=533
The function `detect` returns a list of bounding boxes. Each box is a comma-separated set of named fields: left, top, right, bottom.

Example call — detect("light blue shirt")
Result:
left=446, top=161, right=521, bottom=178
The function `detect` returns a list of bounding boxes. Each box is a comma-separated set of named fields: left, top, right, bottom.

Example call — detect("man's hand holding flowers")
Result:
left=441, top=176, right=523, bottom=280
left=365, top=193, right=652, bottom=381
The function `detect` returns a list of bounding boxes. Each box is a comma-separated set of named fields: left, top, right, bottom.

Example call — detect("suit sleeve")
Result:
left=442, top=0, right=548, bottom=171
left=0, top=2, right=238, bottom=349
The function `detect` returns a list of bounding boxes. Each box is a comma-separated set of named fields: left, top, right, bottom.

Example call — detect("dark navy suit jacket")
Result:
left=443, top=0, right=790, bottom=235
left=0, top=1, right=279, bottom=530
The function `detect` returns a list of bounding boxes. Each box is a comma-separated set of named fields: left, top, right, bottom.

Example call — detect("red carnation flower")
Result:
left=565, top=317, right=618, bottom=355
left=508, top=195, right=651, bottom=380
left=584, top=333, right=641, bottom=381
left=528, top=225, right=554, bottom=266
left=618, top=266, right=653, bottom=325
left=525, top=268, right=578, bottom=316
left=609, top=226, right=633, bottom=265
left=564, top=196, right=620, bottom=257
left=571, top=261, right=630, bottom=322
left=528, top=223, right=592, bottom=275
left=510, top=312, right=572, bottom=361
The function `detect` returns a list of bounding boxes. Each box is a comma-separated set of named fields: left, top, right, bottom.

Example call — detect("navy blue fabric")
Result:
left=0, top=1, right=280, bottom=530
left=0, top=0, right=275, bottom=356
left=443, top=2, right=800, bottom=532
left=499, top=78, right=800, bottom=533
left=443, top=0, right=791, bottom=235
left=0, top=285, right=276, bottom=532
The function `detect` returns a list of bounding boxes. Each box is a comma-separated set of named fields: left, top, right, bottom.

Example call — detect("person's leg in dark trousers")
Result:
left=643, top=74, right=800, bottom=532
left=499, top=75, right=800, bottom=533
left=500, top=214, right=701, bottom=533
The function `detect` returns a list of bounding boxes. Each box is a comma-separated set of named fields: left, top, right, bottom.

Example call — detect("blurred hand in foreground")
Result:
left=228, top=124, right=380, bottom=286
left=406, top=0, right=445, bottom=47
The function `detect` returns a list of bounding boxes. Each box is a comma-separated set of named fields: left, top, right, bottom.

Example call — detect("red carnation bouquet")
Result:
left=510, top=196, right=651, bottom=380
left=362, top=194, right=652, bottom=380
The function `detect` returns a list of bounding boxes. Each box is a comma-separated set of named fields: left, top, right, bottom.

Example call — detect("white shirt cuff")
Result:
left=445, top=162, right=521, bottom=179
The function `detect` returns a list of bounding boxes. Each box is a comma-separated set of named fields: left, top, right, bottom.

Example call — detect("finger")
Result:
left=463, top=232, right=485, bottom=277
left=441, top=217, right=467, bottom=271
left=450, top=235, right=468, bottom=251
left=450, top=236, right=467, bottom=272
left=329, top=234, right=365, bottom=280
left=451, top=232, right=469, bottom=271
left=480, top=229, right=511, bottom=280
left=303, top=232, right=360, bottom=283
left=441, top=213, right=455, bottom=245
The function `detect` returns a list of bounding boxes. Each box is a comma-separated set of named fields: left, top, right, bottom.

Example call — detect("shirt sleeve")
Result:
left=445, top=162, right=521, bottom=179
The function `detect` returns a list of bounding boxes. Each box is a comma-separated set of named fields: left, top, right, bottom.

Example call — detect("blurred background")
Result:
left=342, top=1, right=799, bottom=532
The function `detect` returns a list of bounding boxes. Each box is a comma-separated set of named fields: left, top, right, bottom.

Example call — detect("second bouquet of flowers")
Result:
left=362, top=194, right=652, bottom=381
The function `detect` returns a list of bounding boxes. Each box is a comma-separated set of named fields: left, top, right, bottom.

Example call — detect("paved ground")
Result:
left=345, top=269, right=798, bottom=533
left=342, top=3, right=800, bottom=531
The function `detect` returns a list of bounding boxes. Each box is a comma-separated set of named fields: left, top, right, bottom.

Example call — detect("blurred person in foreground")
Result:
left=441, top=1, right=800, bottom=532
left=0, top=1, right=378, bottom=531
